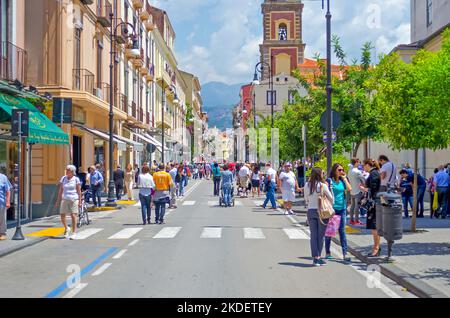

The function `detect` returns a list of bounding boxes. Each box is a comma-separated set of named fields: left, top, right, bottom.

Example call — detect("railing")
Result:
left=119, top=94, right=128, bottom=113
left=100, top=82, right=110, bottom=104
left=73, top=69, right=95, bottom=94
left=0, top=41, right=27, bottom=84
left=131, top=101, right=137, bottom=118
left=96, top=0, right=112, bottom=27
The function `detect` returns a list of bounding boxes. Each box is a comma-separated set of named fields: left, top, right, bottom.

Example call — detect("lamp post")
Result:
left=323, top=0, right=333, bottom=173
left=253, top=56, right=274, bottom=164
left=161, top=82, right=179, bottom=164
left=107, top=13, right=140, bottom=207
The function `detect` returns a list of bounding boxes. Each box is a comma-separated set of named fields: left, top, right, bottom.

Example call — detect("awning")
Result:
left=74, top=124, right=127, bottom=151
left=0, top=93, right=69, bottom=144
left=113, top=134, right=144, bottom=152
left=132, top=131, right=162, bottom=153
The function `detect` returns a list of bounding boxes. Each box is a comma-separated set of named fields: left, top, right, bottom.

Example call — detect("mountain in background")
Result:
left=201, top=82, right=245, bottom=130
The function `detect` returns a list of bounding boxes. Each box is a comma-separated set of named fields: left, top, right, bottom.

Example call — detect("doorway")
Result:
left=73, top=135, right=82, bottom=173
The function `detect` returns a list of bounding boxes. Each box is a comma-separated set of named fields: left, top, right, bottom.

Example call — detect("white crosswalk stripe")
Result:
left=73, top=228, right=103, bottom=240
left=201, top=227, right=222, bottom=239
left=182, top=201, right=196, bottom=206
left=283, top=228, right=309, bottom=240
left=234, top=201, right=243, bottom=206
left=244, top=228, right=265, bottom=239
left=108, top=227, right=143, bottom=240
left=153, top=227, right=182, bottom=239
left=254, top=201, right=264, bottom=206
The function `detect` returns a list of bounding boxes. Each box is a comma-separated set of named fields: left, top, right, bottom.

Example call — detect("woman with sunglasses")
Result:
left=324, top=163, right=352, bottom=263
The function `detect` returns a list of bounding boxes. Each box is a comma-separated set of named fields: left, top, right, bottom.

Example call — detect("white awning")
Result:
left=114, top=134, right=144, bottom=152
left=75, top=125, right=127, bottom=151
left=133, top=132, right=163, bottom=153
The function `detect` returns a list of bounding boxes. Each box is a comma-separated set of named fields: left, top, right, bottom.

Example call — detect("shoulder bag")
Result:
left=318, top=183, right=335, bottom=224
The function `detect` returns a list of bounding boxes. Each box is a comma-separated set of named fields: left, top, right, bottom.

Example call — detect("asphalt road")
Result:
left=0, top=179, right=415, bottom=298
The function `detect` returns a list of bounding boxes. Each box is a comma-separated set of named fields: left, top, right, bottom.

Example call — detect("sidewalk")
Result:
left=292, top=197, right=450, bottom=298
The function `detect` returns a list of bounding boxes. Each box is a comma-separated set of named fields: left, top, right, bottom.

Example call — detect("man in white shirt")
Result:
left=261, top=163, right=278, bottom=209
left=348, top=158, right=366, bottom=225
left=238, top=163, right=251, bottom=197
left=379, top=155, right=397, bottom=192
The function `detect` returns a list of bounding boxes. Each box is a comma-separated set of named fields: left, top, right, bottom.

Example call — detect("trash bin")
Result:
left=376, top=192, right=403, bottom=260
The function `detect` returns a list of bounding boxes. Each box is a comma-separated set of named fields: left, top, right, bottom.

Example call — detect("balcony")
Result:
left=131, top=0, right=144, bottom=10
left=139, top=108, right=144, bottom=122
left=0, top=41, right=27, bottom=84
left=80, top=0, right=94, bottom=4
left=132, top=48, right=144, bottom=68
left=144, top=19, right=154, bottom=32
left=73, top=69, right=95, bottom=95
left=145, top=63, right=154, bottom=82
left=140, top=4, right=150, bottom=21
left=140, top=66, right=148, bottom=76
left=119, top=94, right=128, bottom=113
left=96, top=0, right=112, bottom=27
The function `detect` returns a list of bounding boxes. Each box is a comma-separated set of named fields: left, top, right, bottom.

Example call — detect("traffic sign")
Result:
left=12, top=109, right=29, bottom=137
left=323, top=131, right=337, bottom=143
left=320, top=110, right=341, bottom=130
left=146, top=143, right=156, bottom=153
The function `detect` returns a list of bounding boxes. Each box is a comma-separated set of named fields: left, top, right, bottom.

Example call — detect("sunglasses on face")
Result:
left=338, top=169, right=344, bottom=172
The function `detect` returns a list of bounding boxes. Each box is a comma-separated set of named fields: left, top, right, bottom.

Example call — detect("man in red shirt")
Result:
left=228, top=162, right=236, bottom=174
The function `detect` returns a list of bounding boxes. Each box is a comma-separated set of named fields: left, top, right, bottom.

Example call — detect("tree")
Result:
left=371, top=29, right=450, bottom=231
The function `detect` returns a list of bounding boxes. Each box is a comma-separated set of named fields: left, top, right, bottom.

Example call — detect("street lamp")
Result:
left=161, top=82, right=179, bottom=164
left=106, top=13, right=139, bottom=207
left=323, top=0, right=333, bottom=173
left=253, top=56, right=275, bottom=163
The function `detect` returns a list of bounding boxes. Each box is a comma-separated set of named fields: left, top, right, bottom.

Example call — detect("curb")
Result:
left=338, top=236, right=448, bottom=299
left=0, top=236, right=49, bottom=258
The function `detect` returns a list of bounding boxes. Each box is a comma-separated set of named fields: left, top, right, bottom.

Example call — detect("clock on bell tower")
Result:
left=259, top=0, right=306, bottom=80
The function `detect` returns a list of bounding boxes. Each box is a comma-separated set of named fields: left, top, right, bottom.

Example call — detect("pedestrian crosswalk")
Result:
left=130, top=200, right=262, bottom=207
left=71, top=226, right=309, bottom=241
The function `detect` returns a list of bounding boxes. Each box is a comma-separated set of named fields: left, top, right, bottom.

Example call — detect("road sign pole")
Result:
left=12, top=111, right=25, bottom=240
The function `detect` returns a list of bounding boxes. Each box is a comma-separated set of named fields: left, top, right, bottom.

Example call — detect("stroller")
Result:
left=219, top=186, right=235, bottom=207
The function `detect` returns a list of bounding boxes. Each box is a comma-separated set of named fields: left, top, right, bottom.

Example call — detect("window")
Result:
left=0, top=0, right=10, bottom=44
left=288, top=90, right=296, bottom=105
left=278, top=23, right=287, bottom=41
left=96, top=37, right=103, bottom=88
left=124, top=2, right=129, bottom=23
left=74, top=27, right=82, bottom=89
left=426, top=0, right=432, bottom=26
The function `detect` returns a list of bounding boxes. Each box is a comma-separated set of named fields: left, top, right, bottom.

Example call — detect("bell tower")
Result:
left=259, top=0, right=305, bottom=80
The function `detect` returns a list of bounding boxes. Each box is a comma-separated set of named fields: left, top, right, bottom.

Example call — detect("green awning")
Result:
left=0, top=93, right=69, bottom=144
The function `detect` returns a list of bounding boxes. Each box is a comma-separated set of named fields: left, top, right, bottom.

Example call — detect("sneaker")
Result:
left=317, top=259, right=327, bottom=266
left=69, top=233, right=77, bottom=240
left=64, top=227, right=71, bottom=238
left=288, top=210, right=295, bottom=215
left=325, top=254, right=333, bottom=260
left=260, top=204, right=266, bottom=209
left=284, top=210, right=289, bottom=215
left=349, top=220, right=356, bottom=225
left=357, top=221, right=365, bottom=226
left=313, top=259, right=321, bottom=267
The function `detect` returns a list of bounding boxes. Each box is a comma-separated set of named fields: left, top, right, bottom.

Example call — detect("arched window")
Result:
left=278, top=23, right=287, bottom=41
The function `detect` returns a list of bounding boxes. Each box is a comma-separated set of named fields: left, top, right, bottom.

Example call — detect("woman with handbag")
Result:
left=324, top=164, right=352, bottom=263
left=304, top=168, right=334, bottom=267
left=360, top=159, right=382, bottom=257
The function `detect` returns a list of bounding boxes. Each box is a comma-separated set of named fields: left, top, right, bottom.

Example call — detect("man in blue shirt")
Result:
left=90, top=165, right=104, bottom=207
left=401, top=169, right=427, bottom=218
left=0, top=173, right=11, bottom=240
left=433, top=165, right=450, bottom=219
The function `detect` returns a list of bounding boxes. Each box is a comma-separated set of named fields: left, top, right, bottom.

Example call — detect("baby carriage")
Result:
left=219, top=185, right=235, bottom=207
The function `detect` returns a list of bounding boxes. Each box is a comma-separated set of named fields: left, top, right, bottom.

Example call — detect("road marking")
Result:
left=182, top=201, right=196, bottom=206
left=45, top=247, right=118, bottom=298
left=153, top=227, right=182, bottom=239
left=90, top=211, right=114, bottom=219
left=254, top=201, right=264, bottom=206
left=113, top=249, right=128, bottom=259
left=26, top=227, right=65, bottom=238
left=128, top=239, right=140, bottom=247
left=62, top=283, right=88, bottom=298
left=208, top=201, right=218, bottom=206
left=91, top=263, right=112, bottom=276
left=244, top=228, right=265, bottom=239
left=74, top=228, right=103, bottom=240
left=234, top=201, right=243, bottom=206
left=201, top=227, right=222, bottom=239
left=179, top=180, right=202, bottom=201
left=283, top=228, right=309, bottom=240
left=133, top=202, right=141, bottom=207
left=108, top=227, right=143, bottom=240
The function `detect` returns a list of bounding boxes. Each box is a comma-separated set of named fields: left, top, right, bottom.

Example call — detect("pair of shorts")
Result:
left=239, top=176, right=249, bottom=188
left=281, top=190, right=296, bottom=202
left=251, top=180, right=260, bottom=188
left=60, top=199, right=79, bottom=215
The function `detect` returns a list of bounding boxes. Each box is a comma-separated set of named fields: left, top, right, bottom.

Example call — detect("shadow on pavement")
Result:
left=415, top=268, right=450, bottom=285
left=355, top=242, right=450, bottom=257
left=279, top=262, right=316, bottom=268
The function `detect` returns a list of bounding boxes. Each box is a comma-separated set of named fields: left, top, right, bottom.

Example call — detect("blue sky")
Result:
left=153, top=0, right=411, bottom=85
